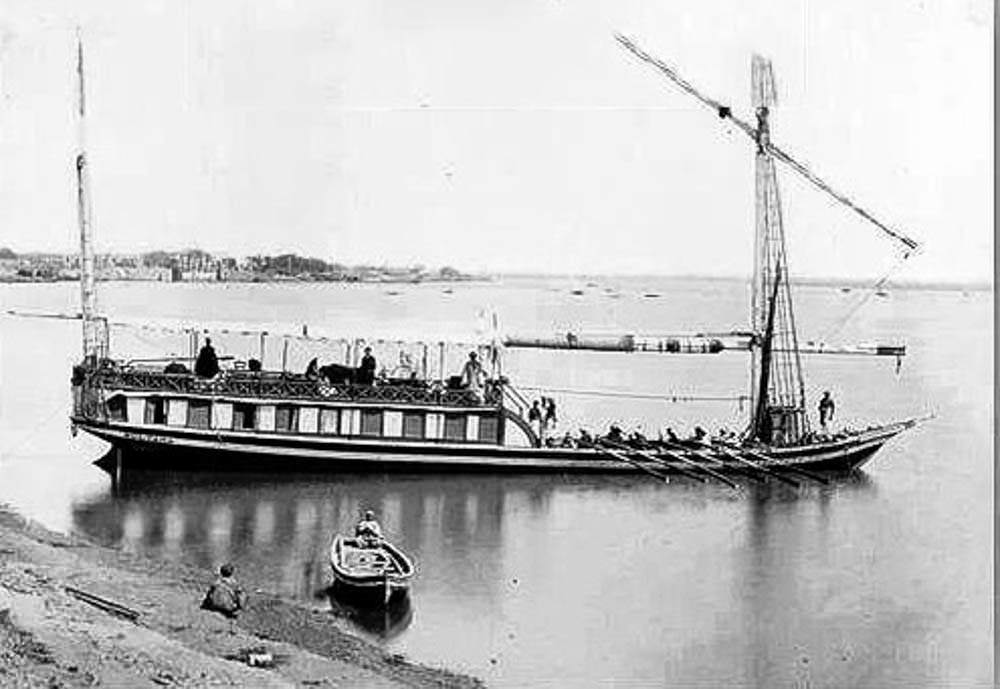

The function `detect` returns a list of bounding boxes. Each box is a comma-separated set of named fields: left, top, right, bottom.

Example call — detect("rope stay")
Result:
left=817, top=249, right=914, bottom=343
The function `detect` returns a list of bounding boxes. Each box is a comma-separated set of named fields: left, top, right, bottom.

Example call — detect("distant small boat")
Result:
left=570, top=289, right=585, bottom=296
left=385, top=290, right=401, bottom=296
left=643, top=293, right=661, bottom=298
left=875, top=290, right=889, bottom=298
left=330, top=535, right=415, bottom=605
left=840, top=287, right=851, bottom=293
left=585, top=281, right=598, bottom=288
left=442, top=288, right=453, bottom=294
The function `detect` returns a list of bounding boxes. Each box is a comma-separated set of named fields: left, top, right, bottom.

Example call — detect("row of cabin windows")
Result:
left=110, top=396, right=498, bottom=442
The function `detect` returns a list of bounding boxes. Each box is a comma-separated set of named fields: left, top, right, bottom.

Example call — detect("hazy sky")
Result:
left=0, top=0, right=992, bottom=281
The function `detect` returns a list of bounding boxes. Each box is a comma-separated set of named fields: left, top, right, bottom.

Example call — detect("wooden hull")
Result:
left=74, top=415, right=917, bottom=475
left=330, top=535, right=414, bottom=605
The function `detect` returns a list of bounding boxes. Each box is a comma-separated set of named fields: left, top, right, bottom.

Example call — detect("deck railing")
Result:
left=80, top=365, right=500, bottom=408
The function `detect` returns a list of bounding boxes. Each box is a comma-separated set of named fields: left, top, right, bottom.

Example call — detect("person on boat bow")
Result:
left=355, top=510, right=383, bottom=547
left=819, top=391, right=836, bottom=432
left=194, top=338, right=220, bottom=378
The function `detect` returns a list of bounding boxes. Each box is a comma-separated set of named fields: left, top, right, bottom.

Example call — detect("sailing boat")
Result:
left=70, top=35, right=923, bottom=481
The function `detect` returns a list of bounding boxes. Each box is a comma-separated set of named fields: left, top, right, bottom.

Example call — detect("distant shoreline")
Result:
left=2, top=273, right=988, bottom=293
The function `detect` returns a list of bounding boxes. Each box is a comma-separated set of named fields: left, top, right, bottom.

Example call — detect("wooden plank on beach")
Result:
left=65, top=586, right=141, bottom=622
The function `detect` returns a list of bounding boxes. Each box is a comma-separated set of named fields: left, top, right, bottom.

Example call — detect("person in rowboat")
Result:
left=355, top=510, right=383, bottom=548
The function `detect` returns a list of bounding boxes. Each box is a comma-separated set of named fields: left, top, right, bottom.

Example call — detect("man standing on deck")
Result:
left=819, top=391, right=836, bottom=432
left=194, top=338, right=220, bottom=378
left=359, top=347, right=377, bottom=385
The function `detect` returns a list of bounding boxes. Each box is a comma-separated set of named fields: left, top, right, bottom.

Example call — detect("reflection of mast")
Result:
left=75, top=29, right=104, bottom=360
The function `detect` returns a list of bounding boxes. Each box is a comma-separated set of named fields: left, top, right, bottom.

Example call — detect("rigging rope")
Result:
left=817, top=249, right=913, bottom=343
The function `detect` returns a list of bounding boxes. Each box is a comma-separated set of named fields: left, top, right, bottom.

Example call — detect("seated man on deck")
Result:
left=355, top=510, right=383, bottom=548
left=460, top=351, right=486, bottom=400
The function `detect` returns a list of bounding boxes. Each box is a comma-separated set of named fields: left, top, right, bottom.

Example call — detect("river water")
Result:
left=0, top=276, right=992, bottom=687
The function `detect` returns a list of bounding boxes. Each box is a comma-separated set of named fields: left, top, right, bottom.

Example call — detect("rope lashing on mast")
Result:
left=614, top=33, right=922, bottom=257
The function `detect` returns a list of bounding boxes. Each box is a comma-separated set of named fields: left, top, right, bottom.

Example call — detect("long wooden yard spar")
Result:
left=504, top=41, right=920, bottom=367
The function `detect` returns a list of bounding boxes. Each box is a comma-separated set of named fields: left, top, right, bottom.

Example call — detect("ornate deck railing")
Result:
left=81, top=365, right=500, bottom=408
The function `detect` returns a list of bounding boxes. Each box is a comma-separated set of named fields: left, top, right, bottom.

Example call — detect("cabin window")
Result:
left=402, top=412, right=425, bottom=439
left=319, top=408, right=340, bottom=435
left=106, top=395, right=127, bottom=422
left=478, top=416, right=499, bottom=443
left=360, top=410, right=383, bottom=437
left=187, top=400, right=211, bottom=429
left=144, top=397, right=167, bottom=425
left=275, top=405, right=299, bottom=433
left=232, top=403, right=256, bottom=430
left=443, top=414, right=467, bottom=442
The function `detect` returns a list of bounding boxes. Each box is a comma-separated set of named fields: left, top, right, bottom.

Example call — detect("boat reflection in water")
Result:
left=77, top=447, right=664, bottom=606
left=75, top=447, right=878, bottom=681
left=326, top=581, right=414, bottom=641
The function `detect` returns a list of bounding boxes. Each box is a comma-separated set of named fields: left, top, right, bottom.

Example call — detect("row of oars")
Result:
left=581, top=437, right=829, bottom=491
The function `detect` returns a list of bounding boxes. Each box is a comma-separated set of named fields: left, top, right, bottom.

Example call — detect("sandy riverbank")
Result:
left=0, top=505, right=483, bottom=688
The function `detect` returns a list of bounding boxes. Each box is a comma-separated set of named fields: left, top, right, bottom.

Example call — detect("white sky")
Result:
left=0, top=0, right=992, bottom=281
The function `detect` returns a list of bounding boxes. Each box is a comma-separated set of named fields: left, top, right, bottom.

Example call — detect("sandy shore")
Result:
left=0, top=505, right=483, bottom=688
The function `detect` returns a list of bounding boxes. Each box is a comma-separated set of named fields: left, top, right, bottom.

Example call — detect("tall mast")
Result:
left=76, top=29, right=100, bottom=360
left=748, top=56, right=807, bottom=443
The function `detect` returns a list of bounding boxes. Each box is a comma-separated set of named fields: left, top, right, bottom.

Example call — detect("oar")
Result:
left=730, top=445, right=830, bottom=484
left=581, top=440, right=669, bottom=482
left=600, top=439, right=708, bottom=483
left=650, top=438, right=760, bottom=479
left=653, top=447, right=743, bottom=491
left=709, top=445, right=800, bottom=488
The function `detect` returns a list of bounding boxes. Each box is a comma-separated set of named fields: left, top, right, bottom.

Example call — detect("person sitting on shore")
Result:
left=194, top=338, right=220, bottom=378
left=201, top=563, right=247, bottom=633
left=355, top=510, right=383, bottom=548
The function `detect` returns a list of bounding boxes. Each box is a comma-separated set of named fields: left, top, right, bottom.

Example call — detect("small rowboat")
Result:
left=330, top=535, right=415, bottom=605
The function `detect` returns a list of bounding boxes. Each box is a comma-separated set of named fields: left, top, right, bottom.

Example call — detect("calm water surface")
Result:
left=0, top=277, right=992, bottom=687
